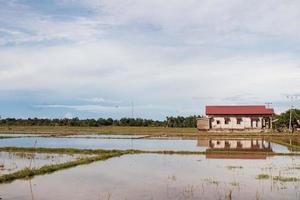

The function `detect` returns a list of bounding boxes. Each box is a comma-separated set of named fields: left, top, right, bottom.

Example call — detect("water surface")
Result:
left=0, top=137, right=206, bottom=151
left=0, top=151, right=84, bottom=174
left=1, top=154, right=300, bottom=200
left=63, top=134, right=148, bottom=139
left=0, top=137, right=295, bottom=153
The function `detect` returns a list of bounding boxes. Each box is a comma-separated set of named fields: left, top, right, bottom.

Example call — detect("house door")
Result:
left=251, top=120, right=257, bottom=128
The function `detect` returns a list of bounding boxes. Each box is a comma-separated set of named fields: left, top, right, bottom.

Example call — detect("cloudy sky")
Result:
left=0, top=0, right=300, bottom=119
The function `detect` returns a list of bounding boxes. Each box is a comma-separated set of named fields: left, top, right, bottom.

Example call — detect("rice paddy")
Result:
left=0, top=132, right=300, bottom=199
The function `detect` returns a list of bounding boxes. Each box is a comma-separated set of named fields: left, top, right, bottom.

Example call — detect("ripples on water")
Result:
left=1, top=154, right=300, bottom=200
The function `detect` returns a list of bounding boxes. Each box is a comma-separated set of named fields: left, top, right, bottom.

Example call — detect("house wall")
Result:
left=197, top=118, right=210, bottom=130
left=209, top=116, right=265, bottom=130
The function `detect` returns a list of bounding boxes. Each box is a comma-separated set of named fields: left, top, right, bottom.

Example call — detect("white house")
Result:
left=197, top=105, right=274, bottom=131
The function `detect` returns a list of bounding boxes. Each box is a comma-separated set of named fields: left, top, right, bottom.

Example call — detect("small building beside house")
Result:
left=197, top=105, right=274, bottom=132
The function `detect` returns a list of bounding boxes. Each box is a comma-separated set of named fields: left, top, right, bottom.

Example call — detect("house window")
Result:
left=216, top=120, right=221, bottom=125
left=251, top=117, right=259, bottom=128
left=237, top=118, right=243, bottom=125
left=225, top=118, right=230, bottom=124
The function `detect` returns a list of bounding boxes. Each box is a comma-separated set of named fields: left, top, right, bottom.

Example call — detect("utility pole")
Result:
left=287, top=96, right=299, bottom=132
left=131, top=101, right=134, bottom=118
left=265, top=102, right=273, bottom=129
left=289, top=105, right=293, bottom=132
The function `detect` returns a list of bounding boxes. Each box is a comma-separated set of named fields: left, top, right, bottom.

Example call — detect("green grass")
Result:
left=2, top=147, right=300, bottom=156
left=1, top=125, right=299, bottom=137
left=273, top=176, right=300, bottom=182
left=256, top=174, right=270, bottom=180
left=256, top=174, right=300, bottom=182
left=0, top=146, right=125, bottom=155
left=0, top=126, right=199, bottom=136
left=204, top=178, right=219, bottom=185
left=226, top=165, right=243, bottom=170
left=0, top=136, right=16, bottom=139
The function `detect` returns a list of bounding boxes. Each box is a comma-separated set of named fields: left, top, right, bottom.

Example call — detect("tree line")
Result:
left=0, top=116, right=201, bottom=128
left=1, top=110, right=297, bottom=129
left=273, top=109, right=300, bottom=129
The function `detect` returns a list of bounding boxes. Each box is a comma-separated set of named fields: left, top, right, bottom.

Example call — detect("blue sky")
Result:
left=0, top=0, right=300, bottom=119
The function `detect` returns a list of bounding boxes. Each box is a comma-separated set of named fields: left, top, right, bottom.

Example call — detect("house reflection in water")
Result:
left=198, top=138, right=273, bottom=160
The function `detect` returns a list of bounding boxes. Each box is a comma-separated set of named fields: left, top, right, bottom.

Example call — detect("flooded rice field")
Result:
left=0, top=151, right=85, bottom=174
left=1, top=134, right=300, bottom=199
left=0, top=133, right=44, bottom=138
left=0, top=136, right=297, bottom=153
left=0, top=136, right=207, bottom=151
left=63, top=134, right=148, bottom=139
left=1, top=154, right=300, bottom=200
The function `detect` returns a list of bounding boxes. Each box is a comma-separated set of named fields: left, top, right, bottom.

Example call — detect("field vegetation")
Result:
left=1, top=145, right=300, bottom=184
left=256, top=174, right=300, bottom=182
left=0, top=125, right=200, bottom=136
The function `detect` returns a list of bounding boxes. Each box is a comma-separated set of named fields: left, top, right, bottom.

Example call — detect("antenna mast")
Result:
left=131, top=101, right=134, bottom=118
left=287, top=95, right=299, bottom=132
left=265, top=102, right=272, bottom=108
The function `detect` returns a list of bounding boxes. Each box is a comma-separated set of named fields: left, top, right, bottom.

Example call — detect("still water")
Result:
left=1, top=154, right=300, bottom=200
left=0, top=137, right=206, bottom=151
left=0, top=151, right=84, bottom=174
left=0, top=137, right=293, bottom=153
left=63, top=134, right=148, bottom=139
left=0, top=134, right=43, bottom=137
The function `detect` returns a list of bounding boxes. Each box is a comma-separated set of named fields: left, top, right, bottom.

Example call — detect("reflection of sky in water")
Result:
left=64, top=134, right=148, bottom=139
left=0, top=152, right=81, bottom=174
left=271, top=143, right=291, bottom=153
left=0, top=137, right=206, bottom=151
left=1, top=154, right=300, bottom=200
left=0, top=137, right=296, bottom=153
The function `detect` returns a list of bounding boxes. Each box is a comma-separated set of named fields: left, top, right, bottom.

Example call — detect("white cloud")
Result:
left=81, top=97, right=122, bottom=104
left=1, top=41, right=298, bottom=103
left=1, top=0, right=300, bottom=118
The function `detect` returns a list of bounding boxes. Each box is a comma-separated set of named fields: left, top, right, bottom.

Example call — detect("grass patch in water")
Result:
left=273, top=176, right=300, bottom=182
left=256, top=174, right=270, bottom=180
left=2, top=147, right=300, bottom=156
left=0, top=151, right=125, bottom=184
left=204, top=178, right=219, bottom=185
left=226, top=165, right=243, bottom=170
left=0, top=147, right=134, bottom=155
left=256, top=174, right=300, bottom=182
left=0, top=136, right=16, bottom=139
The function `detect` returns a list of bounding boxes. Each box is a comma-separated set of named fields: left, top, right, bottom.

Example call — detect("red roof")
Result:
left=206, top=105, right=274, bottom=115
